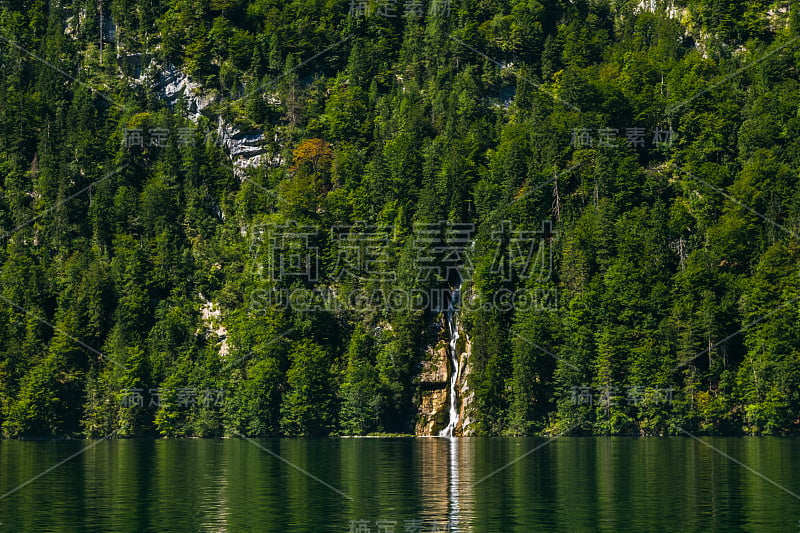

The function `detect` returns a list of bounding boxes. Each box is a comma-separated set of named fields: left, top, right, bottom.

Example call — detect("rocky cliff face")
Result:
left=416, top=338, right=449, bottom=436
left=132, top=62, right=278, bottom=174
left=416, top=316, right=473, bottom=436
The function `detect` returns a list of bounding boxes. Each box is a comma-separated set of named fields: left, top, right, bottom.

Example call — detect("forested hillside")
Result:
left=0, top=0, right=799, bottom=438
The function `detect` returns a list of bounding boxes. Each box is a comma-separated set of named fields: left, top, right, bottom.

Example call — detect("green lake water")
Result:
left=1, top=437, right=799, bottom=531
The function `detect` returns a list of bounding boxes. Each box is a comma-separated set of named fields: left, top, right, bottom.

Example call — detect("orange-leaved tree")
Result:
left=290, top=138, right=333, bottom=175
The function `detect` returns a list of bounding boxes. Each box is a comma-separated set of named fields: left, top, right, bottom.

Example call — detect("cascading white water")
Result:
left=439, top=284, right=461, bottom=438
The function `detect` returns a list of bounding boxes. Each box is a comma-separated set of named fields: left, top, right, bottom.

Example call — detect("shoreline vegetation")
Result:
left=4, top=430, right=800, bottom=441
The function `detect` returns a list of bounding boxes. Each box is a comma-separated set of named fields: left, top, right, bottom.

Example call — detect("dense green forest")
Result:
left=0, top=0, right=799, bottom=438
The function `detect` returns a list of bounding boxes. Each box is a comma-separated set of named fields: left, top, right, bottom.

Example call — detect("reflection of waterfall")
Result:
left=439, top=283, right=461, bottom=438
left=417, top=437, right=475, bottom=530
left=447, top=438, right=461, bottom=531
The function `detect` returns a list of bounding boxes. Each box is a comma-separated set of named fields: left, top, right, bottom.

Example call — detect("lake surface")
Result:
left=1, top=437, right=799, bottom=531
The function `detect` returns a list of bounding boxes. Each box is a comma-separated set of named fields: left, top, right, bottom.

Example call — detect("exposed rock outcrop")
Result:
left=416, top=339, right=450, bottom=436
left=144, top=62, right=212, bottom=121
left=133, top=63, right=273, bottom=172
left=216, top=117, right=269, bottom=172
left=199, top=293, right=229, bottom=358
left=416, top=316, right=473, bottom=436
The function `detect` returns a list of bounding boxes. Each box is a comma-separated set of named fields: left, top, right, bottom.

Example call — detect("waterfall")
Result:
left=439, top=283, right=461, bottom=438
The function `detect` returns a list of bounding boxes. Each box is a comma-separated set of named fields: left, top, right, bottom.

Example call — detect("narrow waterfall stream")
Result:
left=439, top=283, right=462, bottom=438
